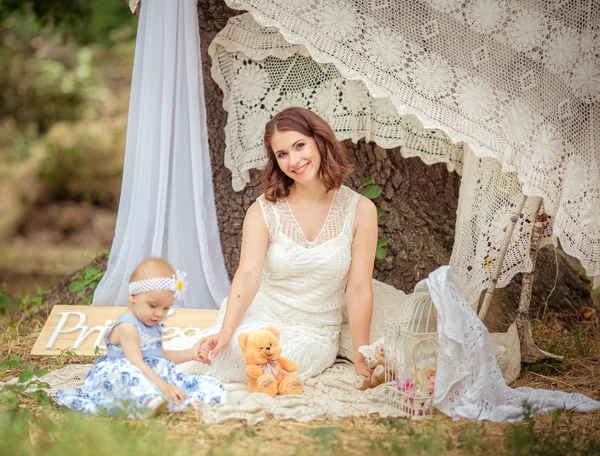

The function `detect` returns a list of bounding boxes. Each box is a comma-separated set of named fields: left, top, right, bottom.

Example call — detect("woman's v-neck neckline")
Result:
left=284, top=190, right=338, bottom=244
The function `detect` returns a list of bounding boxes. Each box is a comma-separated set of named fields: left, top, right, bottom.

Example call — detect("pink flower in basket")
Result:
left=397, top=377, right=414, bottom=392
left=426, top=373, right=435, bottom=395
left=414, top=387, right=430, bottom=399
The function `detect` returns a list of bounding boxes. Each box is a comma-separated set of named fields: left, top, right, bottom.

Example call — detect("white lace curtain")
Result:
left=93, top=0, right=230, bottom=309
left=212, top=1, right=599, bottom=300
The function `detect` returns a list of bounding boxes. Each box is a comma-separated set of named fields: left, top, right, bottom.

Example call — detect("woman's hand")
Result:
left=160, top=383, right=187, bottom=402
left=354, top=358, right=373, bottom=378
left=197, top=332, right=231, bottom=365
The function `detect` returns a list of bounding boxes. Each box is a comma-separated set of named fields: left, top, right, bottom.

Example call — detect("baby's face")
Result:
left=131, top=289, right=175, bottom=326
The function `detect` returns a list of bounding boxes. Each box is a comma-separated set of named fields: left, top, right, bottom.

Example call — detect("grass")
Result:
left=0, top=410, right=599, bottom=456
left=0, top=410, right=194, bottom=456
left=1, top=312, right=599, bottom=455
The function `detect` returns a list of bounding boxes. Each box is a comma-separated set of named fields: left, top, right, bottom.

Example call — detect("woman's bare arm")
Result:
left=345, top=196, right=378, bottom=374
left=200, top=202, right=269, bottom=359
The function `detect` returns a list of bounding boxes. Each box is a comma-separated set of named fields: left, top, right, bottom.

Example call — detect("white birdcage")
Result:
left=384, top=292, right=438, bottom=417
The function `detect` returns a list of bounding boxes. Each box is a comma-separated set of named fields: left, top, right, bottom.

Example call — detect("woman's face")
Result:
left=270, top=129, right=322, bottom=185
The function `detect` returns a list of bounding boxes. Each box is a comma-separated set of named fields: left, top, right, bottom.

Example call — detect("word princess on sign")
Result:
left=31, top=306, right=218, bottom=356
left=46, top=309, right=203, bottom=350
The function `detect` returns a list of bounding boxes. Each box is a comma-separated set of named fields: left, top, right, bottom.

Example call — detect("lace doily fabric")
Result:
left=451, top=150, right=556, bottom=302
left=209, top=13, right=465, bottom=189
left=210, top=1, right=600, bottom=291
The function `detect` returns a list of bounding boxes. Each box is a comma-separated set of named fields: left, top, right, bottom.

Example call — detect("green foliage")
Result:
left=0, top=355, right=51, bottom=412
left=0, top=0, right=90, bottom=28
left=39, top=145, right=86, bottom=200
left=0, top=410, right=193, bottom=456
left=503, top=405, right=600, bottom=456
left=504, top=413, right=538, bottom=456
left=370, top=413, right=600, bottom=456
left=569, top=327, right=595, bottom=358
left=307, top=427, right=342, bottom=453
left=68, top=266, right=104, bottom=305
left=206, top=427, right=265, bottom=456
left=456, top=423, right=484, bottom=454
left=360, top=177, right=388, bottom=259
left=0, top=11, right=98, bottom=153
left=0, top=125, right=38, bottom=162
left=361, top=177, right=383, bottom=201
left=533, top=319, right=600, bottom=365
left=403, top=424, right=449, bottom=455
left=0, top=0, right=136, bottom=46
left=0, top=285, right=47, bottom=317
left=1, top=0, right=135, bottom=163
left=522, top=358, right=566, bottom=376
left=39, top=135, right=124, bottom=206
left=69, top=0, right=137, bottom=47
left=369, top=419, right=451, bottom=455
left=376, top=237, right=390, bottom=260
left=0, top=285, right=10, bottom=316
left=362, top=183, right=382, bottom=200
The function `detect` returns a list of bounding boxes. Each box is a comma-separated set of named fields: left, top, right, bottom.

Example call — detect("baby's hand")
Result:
left=196, top=338, right=213, bottom=365
left=190, top=340, right=209, bottom=363
left=160, top=383, right=187, bottom=403
left=190, top=341, right=201, bottom=362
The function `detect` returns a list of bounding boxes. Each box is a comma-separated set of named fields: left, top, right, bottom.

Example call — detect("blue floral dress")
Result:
left=54, top=314, right=227, bottom=416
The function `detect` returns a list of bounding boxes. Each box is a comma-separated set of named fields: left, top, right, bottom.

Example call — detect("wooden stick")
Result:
left=516, top=197, right=545, bottom=352
left=527, top=371, right=577, bottom=389
left=478, top=194, right=528, bottom=321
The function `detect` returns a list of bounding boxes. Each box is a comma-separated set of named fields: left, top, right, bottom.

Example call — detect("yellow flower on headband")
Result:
left=173, top=270, right=188, bottom=300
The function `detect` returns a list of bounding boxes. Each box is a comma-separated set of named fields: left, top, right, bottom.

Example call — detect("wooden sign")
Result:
left=31, top=305, right=219, bottom=356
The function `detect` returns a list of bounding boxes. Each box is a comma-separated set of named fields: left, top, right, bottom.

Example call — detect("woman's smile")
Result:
left=292, top=162, right=310, bottom=175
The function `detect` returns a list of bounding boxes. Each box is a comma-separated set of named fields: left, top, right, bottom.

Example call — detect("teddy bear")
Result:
left=357, top=337, right=395, bottom=390
left=238, top=326, right=304, bottom=397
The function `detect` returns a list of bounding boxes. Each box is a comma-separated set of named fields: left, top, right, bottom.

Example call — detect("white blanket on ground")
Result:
left=29, top=361, right=398, bottom=424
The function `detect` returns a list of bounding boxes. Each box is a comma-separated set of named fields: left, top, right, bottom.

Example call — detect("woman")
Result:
left=168, top=107, right=377, bottom=380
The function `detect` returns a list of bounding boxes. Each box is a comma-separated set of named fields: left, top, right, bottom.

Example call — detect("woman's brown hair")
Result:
left=262, top=107, right=354, bottom=202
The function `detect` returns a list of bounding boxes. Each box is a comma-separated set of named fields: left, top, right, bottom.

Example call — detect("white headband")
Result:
left=129, top=270, right=188, bottom=301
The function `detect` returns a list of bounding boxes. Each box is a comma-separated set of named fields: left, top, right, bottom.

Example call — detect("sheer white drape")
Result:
left=93, top=0, right=230, bottom=309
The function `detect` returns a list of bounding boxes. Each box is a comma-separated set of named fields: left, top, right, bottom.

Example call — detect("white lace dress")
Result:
left=166, top=185, right=361, bottom=382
